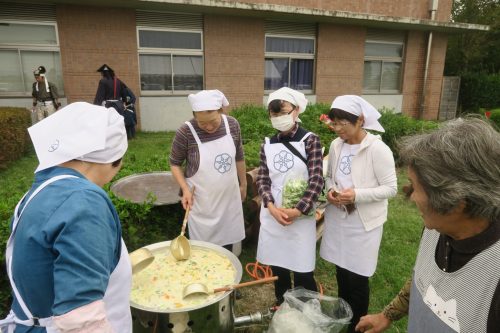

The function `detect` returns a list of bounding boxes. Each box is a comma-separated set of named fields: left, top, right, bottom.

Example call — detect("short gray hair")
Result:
left=399, top=117, right=500, bottom=223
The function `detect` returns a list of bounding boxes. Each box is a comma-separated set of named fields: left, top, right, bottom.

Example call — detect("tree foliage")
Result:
left=445, top=0, right=500, bottom=75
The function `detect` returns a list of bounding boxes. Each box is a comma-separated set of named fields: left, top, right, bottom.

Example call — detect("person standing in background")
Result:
left=32, top=66, right=60, bottom=123
left=93, top=64, right=127, bottom=108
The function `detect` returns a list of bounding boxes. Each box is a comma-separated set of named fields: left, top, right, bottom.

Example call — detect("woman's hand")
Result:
left=268, top=203, right=293, bottom=226
left=337, top=188, right=356, bottom=205
left=280, top=208, right=302, bottom=222
left=181, top=188, right=193, bottom=210
left=355, top=313, right=392, bottom=333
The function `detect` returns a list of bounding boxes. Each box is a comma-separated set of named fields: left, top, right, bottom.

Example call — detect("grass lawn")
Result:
left=0, top=131, right=421, bottom=332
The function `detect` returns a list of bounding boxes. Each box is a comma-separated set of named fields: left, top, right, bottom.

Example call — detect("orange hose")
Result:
left=245, top=261, right=273, bottom=280
left=245, top=261, right=324, bottom=296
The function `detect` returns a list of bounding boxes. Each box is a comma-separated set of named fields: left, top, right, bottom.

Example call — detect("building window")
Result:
left=138, top=29, right=203, bottom=93
left=0, top=21, right=63, bottom=95
left=264, top=36, right=315, bottom=91
left=363, top=30, right=405, bottom=94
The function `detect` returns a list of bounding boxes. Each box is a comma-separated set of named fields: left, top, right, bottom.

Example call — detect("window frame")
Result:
left=363, top=38, right=405, bottom=95
left=264, top=34, right=315, bottom=94
left=0, top=20, right=61, bottom=97
left=137, top=27, right=204, bottom=95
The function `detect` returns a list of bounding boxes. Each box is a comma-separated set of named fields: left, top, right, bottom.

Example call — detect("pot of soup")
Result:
left=130, top=240, right=243, bottom=333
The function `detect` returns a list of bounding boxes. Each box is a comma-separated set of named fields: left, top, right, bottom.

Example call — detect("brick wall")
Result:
left=316, top=23, right=365, bottom=103
left=204, top=15, right=265, bottom=109
left=56, top=5, right=141, bottom=124
left=402, top=31, right=447, bottom=119
left=228, top=0, right=452, bottom=21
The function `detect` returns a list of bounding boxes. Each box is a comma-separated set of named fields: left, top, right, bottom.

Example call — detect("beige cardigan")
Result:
left=325, top=132, right=397, bottom=231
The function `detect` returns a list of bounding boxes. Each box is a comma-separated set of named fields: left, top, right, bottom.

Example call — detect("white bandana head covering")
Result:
left=331, top=95, right=385, bottom=132
left=267, top=87, right=308, bottom=114
left=188, top=90, right=229, bottom=112
left=28, top=102, right=128, bottom=172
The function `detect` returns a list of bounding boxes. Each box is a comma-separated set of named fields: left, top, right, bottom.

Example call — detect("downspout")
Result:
left=419, top=0, right=439, bottom=119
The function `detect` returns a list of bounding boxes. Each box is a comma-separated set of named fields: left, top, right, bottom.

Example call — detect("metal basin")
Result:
left=111, top=172, right=180, bottom=205
left=130, top=240, right=243, bottom=333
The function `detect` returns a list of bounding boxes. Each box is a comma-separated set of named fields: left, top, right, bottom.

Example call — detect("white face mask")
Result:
left=271, top=114, right=295, bottom=132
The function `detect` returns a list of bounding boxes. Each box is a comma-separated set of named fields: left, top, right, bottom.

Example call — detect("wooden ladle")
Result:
left=182, top=276, right=278, bottom=299
left=170, top=187, right=195, bottom=261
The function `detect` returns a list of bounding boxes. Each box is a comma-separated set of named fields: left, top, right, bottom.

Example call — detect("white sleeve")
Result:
left=52, top=300, right=115, bottom=333
left=354, top=141, right=397, bottom=203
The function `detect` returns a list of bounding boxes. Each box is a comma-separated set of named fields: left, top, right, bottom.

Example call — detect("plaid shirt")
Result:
left=257, top=124, right=324, bottom=215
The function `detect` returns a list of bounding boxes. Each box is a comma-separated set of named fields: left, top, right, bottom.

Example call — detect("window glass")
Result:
left=172, top=55, right=203, bottom=91
left=365, top=42, right=403, bottom=58
left=290, top=59, right=313, bottom=90
left=139, top=30, right=201, bottom=49
left=21, top=51, right=63, bottom=93
left=0, top=50, right=23, bottom=92
left=266, top=37, right=314, bottom=54
left=380, top=62, right=401, bottom=91
left=140, top=54, right=172, bottom=91
left=363, top=30, right=405, bottom=93
left=363, top=61, right=382, bottom=91
left=264, top=58, right=289, bottom=90
left=138, top=29, right=203, bottom=93
left=0, top=23, right=57, bottom=45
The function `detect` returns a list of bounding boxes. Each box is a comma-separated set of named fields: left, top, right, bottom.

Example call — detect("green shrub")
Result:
left=489, top=109, right=500, bottom=130
left=232, top=104, right=437, bottom=166
left=0, top=107, right=32, bottom=170
left=459, top=72, right=500, bottom=113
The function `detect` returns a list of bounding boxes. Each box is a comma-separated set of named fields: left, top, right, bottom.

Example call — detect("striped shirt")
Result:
left=169, top=115, right=244, bottom=178
left=257, top=124, right=324, bottom=215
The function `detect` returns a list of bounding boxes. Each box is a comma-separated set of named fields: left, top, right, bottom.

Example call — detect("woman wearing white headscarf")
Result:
left=0, top=102, right=131, bottom=333
left=320, top=95, right=397, bottom=333
left=170, top=90, right=246, bottom=254
left=256, top=87, right=324, bottom=305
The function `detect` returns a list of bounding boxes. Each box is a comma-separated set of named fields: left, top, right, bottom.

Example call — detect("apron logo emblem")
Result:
left=48, top=139, right=60, bottom=152
left=214, top=153, right=232, bottom=173
left=273, top=150, right=294, bottom=173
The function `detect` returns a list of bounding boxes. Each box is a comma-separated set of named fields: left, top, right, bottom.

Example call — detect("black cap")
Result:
left=97, top=64, right=114, bottom=73
left=33, top=66, right=46, bottom=76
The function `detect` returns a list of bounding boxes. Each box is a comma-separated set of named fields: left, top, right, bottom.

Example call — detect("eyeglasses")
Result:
left=331, top=121, right=351, bottom=129
left=269, top=107, right=295, bottom=118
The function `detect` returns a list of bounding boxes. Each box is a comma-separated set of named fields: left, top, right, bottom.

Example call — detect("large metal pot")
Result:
left=131, top=240, right=243, bottom=333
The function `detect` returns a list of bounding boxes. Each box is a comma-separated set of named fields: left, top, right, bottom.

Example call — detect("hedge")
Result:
left=459, top=72, right=500, bottom=113
left=0, top=107, right=32, bottom=170
left=232, top=104, right=438, bottom=166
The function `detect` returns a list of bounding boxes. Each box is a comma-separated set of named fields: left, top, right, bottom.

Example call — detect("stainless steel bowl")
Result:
left=130, top=240, right=243, bottom=332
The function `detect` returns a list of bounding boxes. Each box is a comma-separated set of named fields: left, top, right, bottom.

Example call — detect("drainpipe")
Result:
left=419, top=0, right=439, bottom=119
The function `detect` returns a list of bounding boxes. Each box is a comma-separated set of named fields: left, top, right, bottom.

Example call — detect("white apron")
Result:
left=0, top=175, right=132, bottom=333
left=320, top=143, right=382, bottom=277
left=256, top=133, right=316, bottom=272
left=185, top=115, right=245, bottom=246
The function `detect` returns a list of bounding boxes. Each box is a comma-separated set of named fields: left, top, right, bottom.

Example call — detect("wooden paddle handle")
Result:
left=213, top=276, right=278, bottom=293
left=181, top=186, right=195, bottom=235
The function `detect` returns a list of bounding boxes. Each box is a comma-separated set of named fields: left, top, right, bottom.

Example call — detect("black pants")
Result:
left=271, top=265, right=317, bottom=305
left=336, top=265, right=370, bottom=333
left=222, top=244, right=233, bottom=252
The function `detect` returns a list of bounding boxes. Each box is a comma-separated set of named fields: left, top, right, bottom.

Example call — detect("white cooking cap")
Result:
left=188, top=89, right=229, bottom=112
left=267, top=87, right=308, bottom=114
left=28, top=102, right=128, bottom=172
left=331, top=95, right=385, bottom=132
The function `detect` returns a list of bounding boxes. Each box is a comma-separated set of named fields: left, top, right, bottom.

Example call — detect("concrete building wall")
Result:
left=203, top=15, right=265, bottom=109
left=315, top=23, right=365, bottom=103
left=231, top=0, right=452, bottom=21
